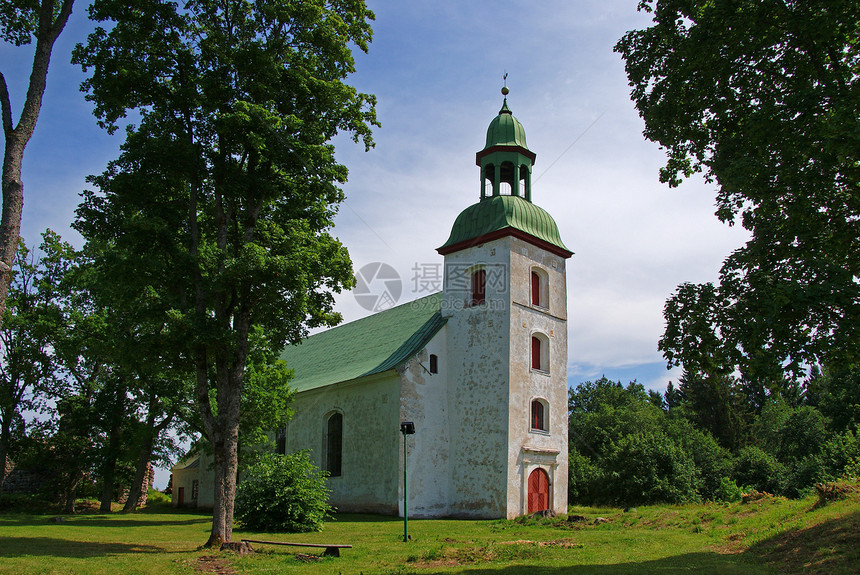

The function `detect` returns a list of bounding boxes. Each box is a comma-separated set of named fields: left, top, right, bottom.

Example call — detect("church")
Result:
left=172, top=92, right=572, bottom=519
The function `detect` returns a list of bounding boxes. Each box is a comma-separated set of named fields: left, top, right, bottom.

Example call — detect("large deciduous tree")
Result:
left=616, top=0, right=860, bottom=381
left=0, top=0, right=74, bottom=327
left=0, top=237, right=59, bottom=488
left=73, top=0, right=376, bottom=545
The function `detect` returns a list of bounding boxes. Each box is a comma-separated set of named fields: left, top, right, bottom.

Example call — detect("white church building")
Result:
left=173, top=94, right=572, bottom=519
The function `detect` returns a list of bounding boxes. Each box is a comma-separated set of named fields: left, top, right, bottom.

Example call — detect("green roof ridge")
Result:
left=281, top=293, right=445, bottom=393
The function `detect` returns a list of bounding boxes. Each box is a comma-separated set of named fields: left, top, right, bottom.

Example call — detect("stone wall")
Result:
left=1, top=460, right=50, bottom=495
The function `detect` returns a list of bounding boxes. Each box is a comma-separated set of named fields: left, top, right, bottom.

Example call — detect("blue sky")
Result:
left=4, top=1, right=751, bottom=483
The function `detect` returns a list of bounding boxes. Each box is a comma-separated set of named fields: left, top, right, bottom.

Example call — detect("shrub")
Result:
left=665, top=416, right=733, bottom=500
left=567, top=449, right=603, bottom=503
left=235, top=451, right=331, bottom=533
left=603, top=430, right=700, bottom=506
left=714, top=476, right=744, bottom=503
left=733, top=446, right=785, bottom=494
left=820, top=430, right=860, bottom=479
left=784, top=455, right=827, bottom=498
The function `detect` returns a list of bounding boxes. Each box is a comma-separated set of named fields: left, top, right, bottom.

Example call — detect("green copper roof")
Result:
left=438, top=195, right=570, bottom=254
left=483, top=99, right=529, bottom=150
left=280, top=293, right=445, bottom=393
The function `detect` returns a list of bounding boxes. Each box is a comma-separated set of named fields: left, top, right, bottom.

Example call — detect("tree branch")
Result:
left=0, top=73, right=12, bottom=138
left=15, top=0, right=71, bottom=139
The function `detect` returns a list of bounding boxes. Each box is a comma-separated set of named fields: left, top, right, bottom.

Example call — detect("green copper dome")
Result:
left=438, top=195, right=571, bottom=255
left=483, top=99, right=529, bottom=150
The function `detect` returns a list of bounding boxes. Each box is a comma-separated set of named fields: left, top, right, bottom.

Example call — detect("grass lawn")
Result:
left=0, top=483, right=857, bottom=575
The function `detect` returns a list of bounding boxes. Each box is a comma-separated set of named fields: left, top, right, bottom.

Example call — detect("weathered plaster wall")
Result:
left=171, top=456, right=213, bottom=509
left=397, top=328, right=451, bottom=518
left=284, top=373, right=401, bottom=514
left=508, top=236, right=569, bottom=517
left=442, top=238, right=512, bottom=518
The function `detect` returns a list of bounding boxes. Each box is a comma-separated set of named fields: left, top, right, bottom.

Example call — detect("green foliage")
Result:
left=733, top=447, right=785, bottom=495
left=569, top=377, right=664, bottom=458
left=664, top=416, right=733, bottom=501
left=673, top=370, right=751, bottom=450
left=714, top=477, right=744, bottom=503
left=619, top=0, right=860, bottom=380
left=820, top=430, right=860, bottom=479
left=569, top=378, right=735, bottom=504
left=567, top=448, right=602, bottom=503
left=807, top=366, right=860, bottom=434
left=603, top=430, right=700, bottom=506
left=72, top=0, right=378, bottom=539
left=234, top=451, right=331, bottom=533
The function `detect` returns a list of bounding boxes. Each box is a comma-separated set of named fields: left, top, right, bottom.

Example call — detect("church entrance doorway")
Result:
left=527, top=468, right=549, bottom=513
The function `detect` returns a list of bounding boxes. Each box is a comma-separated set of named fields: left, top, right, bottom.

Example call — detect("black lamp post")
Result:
left=400, top=421, right=415, bottom=542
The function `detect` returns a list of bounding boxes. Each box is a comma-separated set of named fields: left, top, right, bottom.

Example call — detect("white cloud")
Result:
left=13, top=0, right=749, bottom=393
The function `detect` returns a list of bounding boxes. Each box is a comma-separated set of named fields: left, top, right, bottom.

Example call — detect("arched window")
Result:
left=531, top=399, right=548, bottom=432
left=531, top=333, right=549, bottom=372
left=483, top=164, right=495, bottom=197
left=325, top=412, right=342, bottom=477
left=471, top=268, right=486, bottom=306
left=519, top=164, right=530, bottom=200
left=530, top=267, right=548, bottom=309
left=499, top=161, right=515, bottom=195
left=429, top=354, right=438, bottom=374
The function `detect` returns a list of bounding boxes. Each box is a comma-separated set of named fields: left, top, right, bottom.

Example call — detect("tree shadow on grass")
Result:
left=744, top=510, right=860, bottom=575
left=411, top=551, right=769, bottom=575
left=0, top=515, right=211, bottom=528
left=331, top=513, right=402, bottom=523
left=0, top=537, right=166, bottom=558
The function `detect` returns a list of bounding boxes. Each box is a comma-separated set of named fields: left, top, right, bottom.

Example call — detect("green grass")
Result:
left=0, top=482, right=857, bottom=574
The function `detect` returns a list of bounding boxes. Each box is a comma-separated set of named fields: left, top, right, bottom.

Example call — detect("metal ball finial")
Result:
left=501, top=86, right=509, bottom=96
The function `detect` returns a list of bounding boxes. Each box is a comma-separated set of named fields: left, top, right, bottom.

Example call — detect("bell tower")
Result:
left=436, top=88, right=572, bottom=518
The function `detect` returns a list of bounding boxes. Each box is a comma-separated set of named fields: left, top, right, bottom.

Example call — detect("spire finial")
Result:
left=501, top=72, right=509, bottom=96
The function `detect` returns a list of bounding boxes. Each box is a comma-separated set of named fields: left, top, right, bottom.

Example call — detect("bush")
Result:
left=235, top=451, right=332, bottom=533
left=665, top=416, right=733, bottom=500
left=733, top=446, right=785, bottom=494
left=714, top=477, right=744, bottom=502
left=603, top=430, right=700, bottom=506
left=567, top=449, right=603, bottom=503
left=784, top=455, right=827, bottom=498
left=820, top=430, right=860, bottom=479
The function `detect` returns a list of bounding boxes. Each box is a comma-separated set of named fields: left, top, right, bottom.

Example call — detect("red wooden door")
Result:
left=527, top=468, right=550, bottom=513
left=177, top=487, right=185, bottom=507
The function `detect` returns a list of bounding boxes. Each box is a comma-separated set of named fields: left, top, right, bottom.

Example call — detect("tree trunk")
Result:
left=204, top=431, right=228, bottom=547
left=63, top=469, right=83, bottom=514
left=202, top=371, right=243, bottom=547
left=0, top=0, right=74, bottom=327
left=0, top=418, right=10, bottom=490
left=99, top=421, right=122, bottom=512
left=123, top=402, right=172, bottom=512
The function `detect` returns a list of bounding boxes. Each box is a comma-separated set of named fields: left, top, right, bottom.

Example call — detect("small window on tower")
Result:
left=471, top=268, right=486, bottom=306
left=531, top=399, right=549, bottom=432
left=429, top=354, right=438, bottom=374
left=531, top=333, right=549, bottom=372
left=530, top=267, right=548, bottom=309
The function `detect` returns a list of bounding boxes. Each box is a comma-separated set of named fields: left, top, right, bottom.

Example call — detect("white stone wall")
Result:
left=397, top=328, right=451, bottom=517
left=442, top=238, right=513, bottom=518
left=173, top=454, right=214, bottom=509
left=284, top=373, right=401, bottom=514
left=507, top=236, right=569, bottom=517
